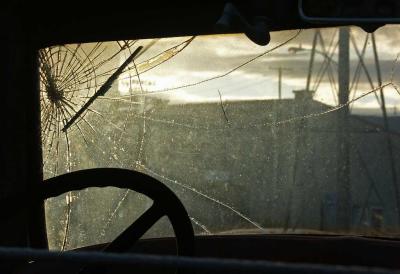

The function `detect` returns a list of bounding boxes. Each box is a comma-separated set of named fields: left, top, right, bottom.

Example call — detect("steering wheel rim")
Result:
left=41, top=168, right=195, bottom=257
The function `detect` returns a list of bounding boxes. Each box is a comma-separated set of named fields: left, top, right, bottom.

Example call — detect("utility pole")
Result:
left=337, top=27, right=351, bottom=230
left=306, top=30, right=319, bottom=92
left=269, top=67, right=292, bottom=99
left=283, top=31, right=317, bottom=230
left=371, top=33, right=400, bottom=224
left=268, top=66, right=291, bottom=229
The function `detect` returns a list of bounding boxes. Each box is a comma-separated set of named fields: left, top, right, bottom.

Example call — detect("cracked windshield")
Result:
left=41, top=26, right=400, bottom=251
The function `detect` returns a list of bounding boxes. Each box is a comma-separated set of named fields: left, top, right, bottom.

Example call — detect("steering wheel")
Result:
left=40, top=168, right=195, bottom=273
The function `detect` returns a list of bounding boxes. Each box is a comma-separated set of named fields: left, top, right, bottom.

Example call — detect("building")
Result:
left=140, top=90, right=400, bottom=234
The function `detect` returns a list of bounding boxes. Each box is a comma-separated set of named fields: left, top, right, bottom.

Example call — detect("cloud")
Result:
left=114, top=26, right=400, bottom=109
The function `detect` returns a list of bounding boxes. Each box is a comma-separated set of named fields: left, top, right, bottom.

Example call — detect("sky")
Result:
left=117, top=26, right=400, bottom=115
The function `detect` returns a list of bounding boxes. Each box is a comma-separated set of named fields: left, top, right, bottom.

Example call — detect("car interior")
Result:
left=1, top=1, right=400, bottom=273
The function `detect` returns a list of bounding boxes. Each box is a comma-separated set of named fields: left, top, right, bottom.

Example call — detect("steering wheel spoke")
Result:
left=105, top=202, right=164, bottom=253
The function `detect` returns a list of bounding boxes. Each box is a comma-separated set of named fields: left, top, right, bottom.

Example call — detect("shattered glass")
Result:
left=41, top=27, right=400, bottom=251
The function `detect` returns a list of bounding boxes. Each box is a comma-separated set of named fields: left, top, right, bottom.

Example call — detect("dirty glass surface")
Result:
left=40, top=26, right=400, bottom=251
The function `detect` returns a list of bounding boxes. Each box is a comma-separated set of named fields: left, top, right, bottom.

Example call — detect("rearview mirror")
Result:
left=298, top=0, right=400, bottom=24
